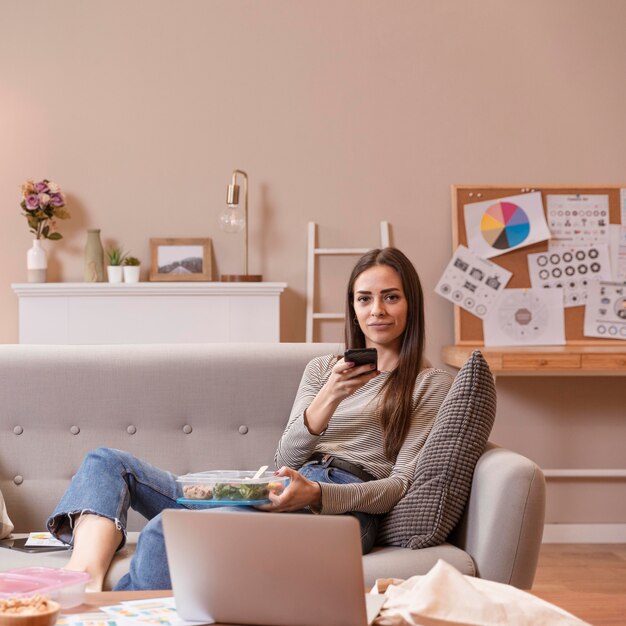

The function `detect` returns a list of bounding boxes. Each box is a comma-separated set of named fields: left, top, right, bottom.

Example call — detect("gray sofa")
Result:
left=0, top=343, right=545, bottom=590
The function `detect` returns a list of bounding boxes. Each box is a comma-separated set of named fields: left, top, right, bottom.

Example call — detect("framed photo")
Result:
left=149, top=238, right=212, bottom=281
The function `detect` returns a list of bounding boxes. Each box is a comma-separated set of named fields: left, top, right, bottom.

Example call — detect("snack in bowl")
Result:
left=0, top=595, right=60, bottom=626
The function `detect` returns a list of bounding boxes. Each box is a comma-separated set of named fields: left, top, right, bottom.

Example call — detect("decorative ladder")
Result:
left=306, top=221, right=390, bottom=342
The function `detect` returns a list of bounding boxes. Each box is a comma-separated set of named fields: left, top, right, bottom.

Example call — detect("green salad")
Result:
left=213, top=480, right=284, bottom=501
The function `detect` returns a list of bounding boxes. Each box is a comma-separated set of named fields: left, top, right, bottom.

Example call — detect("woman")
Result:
left=47, top=247, right=451, bottom=591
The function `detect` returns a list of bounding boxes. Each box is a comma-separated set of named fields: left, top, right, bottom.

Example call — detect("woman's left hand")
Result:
left=256, top=466, right=321, bottom=513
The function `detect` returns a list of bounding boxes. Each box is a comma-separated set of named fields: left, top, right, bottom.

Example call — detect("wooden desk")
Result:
left=442, top=344, right=626, bottom=375
left=66, top=591, right=171, bottom=610
left=65, top=588, right=625, bottom=626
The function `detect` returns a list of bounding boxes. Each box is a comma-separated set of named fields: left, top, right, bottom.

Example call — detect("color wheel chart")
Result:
left=480, top=201, right=530, bottom=250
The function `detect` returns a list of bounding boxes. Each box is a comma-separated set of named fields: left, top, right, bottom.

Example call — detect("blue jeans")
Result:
left=47, top=448, right=379, bottom=591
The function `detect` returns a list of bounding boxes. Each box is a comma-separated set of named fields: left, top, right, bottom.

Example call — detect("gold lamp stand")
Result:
left=220, top=169, right=262, bottom=282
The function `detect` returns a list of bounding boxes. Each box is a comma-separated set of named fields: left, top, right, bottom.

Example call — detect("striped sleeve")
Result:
left=317, top=368, right=452, bottom=515
left=274, top=354, right=337, bottom=470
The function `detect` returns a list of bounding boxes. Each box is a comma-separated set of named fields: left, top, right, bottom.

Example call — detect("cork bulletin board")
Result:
left=451, top=185, right=623, bottom=346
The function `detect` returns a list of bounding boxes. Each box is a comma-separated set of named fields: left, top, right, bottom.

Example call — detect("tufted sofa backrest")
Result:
left=0, top=343, right=342, bottom=531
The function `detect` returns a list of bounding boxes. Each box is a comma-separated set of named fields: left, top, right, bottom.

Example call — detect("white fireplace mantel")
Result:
left=12, top=282, right=287, bottom=344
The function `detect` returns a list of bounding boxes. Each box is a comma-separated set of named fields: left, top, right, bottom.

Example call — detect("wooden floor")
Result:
left=531, top=544, right=626, bottom=625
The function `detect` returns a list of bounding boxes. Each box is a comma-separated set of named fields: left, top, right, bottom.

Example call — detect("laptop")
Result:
left=162, top=509, right=386, bottom=626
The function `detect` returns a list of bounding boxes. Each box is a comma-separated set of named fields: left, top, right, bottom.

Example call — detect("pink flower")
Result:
left=21, top=180, right=36, bottom=196
left=21, top=178, right=70, bottom=240
left=25, top=194, right=40, bottom=210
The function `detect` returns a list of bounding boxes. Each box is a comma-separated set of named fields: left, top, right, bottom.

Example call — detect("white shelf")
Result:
left=12, top=282, right=287, bottom=344
left=11, top=282, right=286, bottom=297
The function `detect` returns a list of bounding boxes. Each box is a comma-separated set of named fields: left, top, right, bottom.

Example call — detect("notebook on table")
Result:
left=162, top=509, right=385, bottom=626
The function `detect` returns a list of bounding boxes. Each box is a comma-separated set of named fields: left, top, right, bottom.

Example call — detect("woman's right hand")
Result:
left=303, top=358, right=379, bottom=435
left=324, top=357, right=379, bottom=402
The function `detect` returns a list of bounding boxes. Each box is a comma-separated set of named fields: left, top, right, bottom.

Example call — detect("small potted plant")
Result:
left=106, top=246, right=126, bottom=283
left=123, top=256, right=141, bottom=283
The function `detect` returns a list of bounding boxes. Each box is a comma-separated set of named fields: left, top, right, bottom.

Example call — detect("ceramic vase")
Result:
left=107, top=266, right=124, bottom=283
left=123, top=265, right=141, bottom=283
left=26, top=239, right=47, bottom=283
left=84, top=229, right=104, bottom=282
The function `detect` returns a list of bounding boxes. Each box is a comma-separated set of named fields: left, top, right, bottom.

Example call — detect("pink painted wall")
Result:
left=1, top=0, right=625, bottom=528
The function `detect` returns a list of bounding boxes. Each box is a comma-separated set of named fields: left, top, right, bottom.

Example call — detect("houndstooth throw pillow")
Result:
left=378, top=350, right=496, bottom=549
left=1, top=488, right=14, bottom=539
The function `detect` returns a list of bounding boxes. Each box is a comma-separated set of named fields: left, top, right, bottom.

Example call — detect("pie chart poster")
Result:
left=464, top=192, right=551, bottom=259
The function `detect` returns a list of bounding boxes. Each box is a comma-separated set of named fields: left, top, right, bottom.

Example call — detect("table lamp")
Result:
left=218, top=169, right=262, bottom=282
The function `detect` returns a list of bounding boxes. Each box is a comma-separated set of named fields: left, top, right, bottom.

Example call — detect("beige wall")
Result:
left=1, top=1, right=625, bottom=528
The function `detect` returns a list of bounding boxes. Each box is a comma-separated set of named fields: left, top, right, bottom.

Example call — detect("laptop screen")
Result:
left=163, top=509, right=376, bottom=626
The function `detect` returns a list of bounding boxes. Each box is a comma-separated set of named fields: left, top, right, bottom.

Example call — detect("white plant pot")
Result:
left=107, top=266, right=124, bottom=283
left=123, top=265, right=141, bottom=283
left=27, top=239, right=47, bottom=283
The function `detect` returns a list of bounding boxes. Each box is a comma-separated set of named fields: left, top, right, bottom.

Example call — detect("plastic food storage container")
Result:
left=176, top=470, right=289, bottom=506
left=0, top=568, right=90, bottom=608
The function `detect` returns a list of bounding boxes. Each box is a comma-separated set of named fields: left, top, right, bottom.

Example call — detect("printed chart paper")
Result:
left=483, top=288, right=565, bottom=346
left=435, top=245, right=512, bottom=318
left=547, top=194, right=610, bottom=247
left=56, top=612, right=119, bottom=626
left=527, top=244, right=611, bottom=307
left=464, top=192, right=550, bottom=259
left=101, top=597, right=211, bottom=626
left=583, top=280, right=626, bottom=340
left=24, top=531, right=66, bottom=547
left=608, top=225, right=623, bottom=281
left=57, top=599, right=212, bottom=626
left=618, top=189, right=626, bottom=280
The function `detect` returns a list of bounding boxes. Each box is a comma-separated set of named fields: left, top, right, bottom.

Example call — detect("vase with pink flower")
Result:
left=20, top=178, right=70, bottom=282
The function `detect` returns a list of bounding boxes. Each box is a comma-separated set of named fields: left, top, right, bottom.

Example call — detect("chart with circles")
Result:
left=583, top=281, right=626, bottom=340
left=483, top=288, right=565, bottom=346
left=527, top=245, right=611, bottom=307
left=464, top=191, right=551, bottom=259
left=434, top=245, right=512, bottom=318
left=546, top=194, right=610, bottom=247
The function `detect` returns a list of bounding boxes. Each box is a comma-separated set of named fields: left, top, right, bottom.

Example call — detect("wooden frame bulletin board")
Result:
left=451, top=185, right=623, bottom=346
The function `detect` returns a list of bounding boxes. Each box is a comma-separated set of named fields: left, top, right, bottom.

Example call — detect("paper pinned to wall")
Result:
left=527, top=244, right=611, bottom=307
left=608, top=224, right=626, bottom=281
left=583, top=280, right=626, bottom=340
left=483, top=288, right=565, bottom=346
left=464, top=192, right=550, bottom=259
left=617, top=189, right=626, bottom=280
left=547, top=194, right=610, bottom=248
left=434, top=245, right=512, bottom=318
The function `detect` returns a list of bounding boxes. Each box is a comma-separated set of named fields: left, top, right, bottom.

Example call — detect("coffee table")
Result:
left=65, top=588, right=624, bottom=626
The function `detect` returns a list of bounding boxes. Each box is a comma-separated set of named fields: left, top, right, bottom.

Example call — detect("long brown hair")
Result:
left=344, top=248, right=425, bottom=460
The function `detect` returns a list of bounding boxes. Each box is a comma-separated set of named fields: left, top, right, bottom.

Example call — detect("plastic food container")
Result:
left=0, top=568, right=90, bottom=608
left=176, top=470, right=289, bottom=506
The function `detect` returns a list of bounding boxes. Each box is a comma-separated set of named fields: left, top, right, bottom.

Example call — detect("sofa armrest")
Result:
left=450, top=443, right=546, bottom=589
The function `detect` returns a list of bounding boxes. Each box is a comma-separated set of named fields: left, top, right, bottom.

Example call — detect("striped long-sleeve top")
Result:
left=274, top=354, right=452, bottom=515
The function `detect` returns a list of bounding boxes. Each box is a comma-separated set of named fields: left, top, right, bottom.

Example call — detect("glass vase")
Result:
left=26, top=239, right=47, bottom=283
